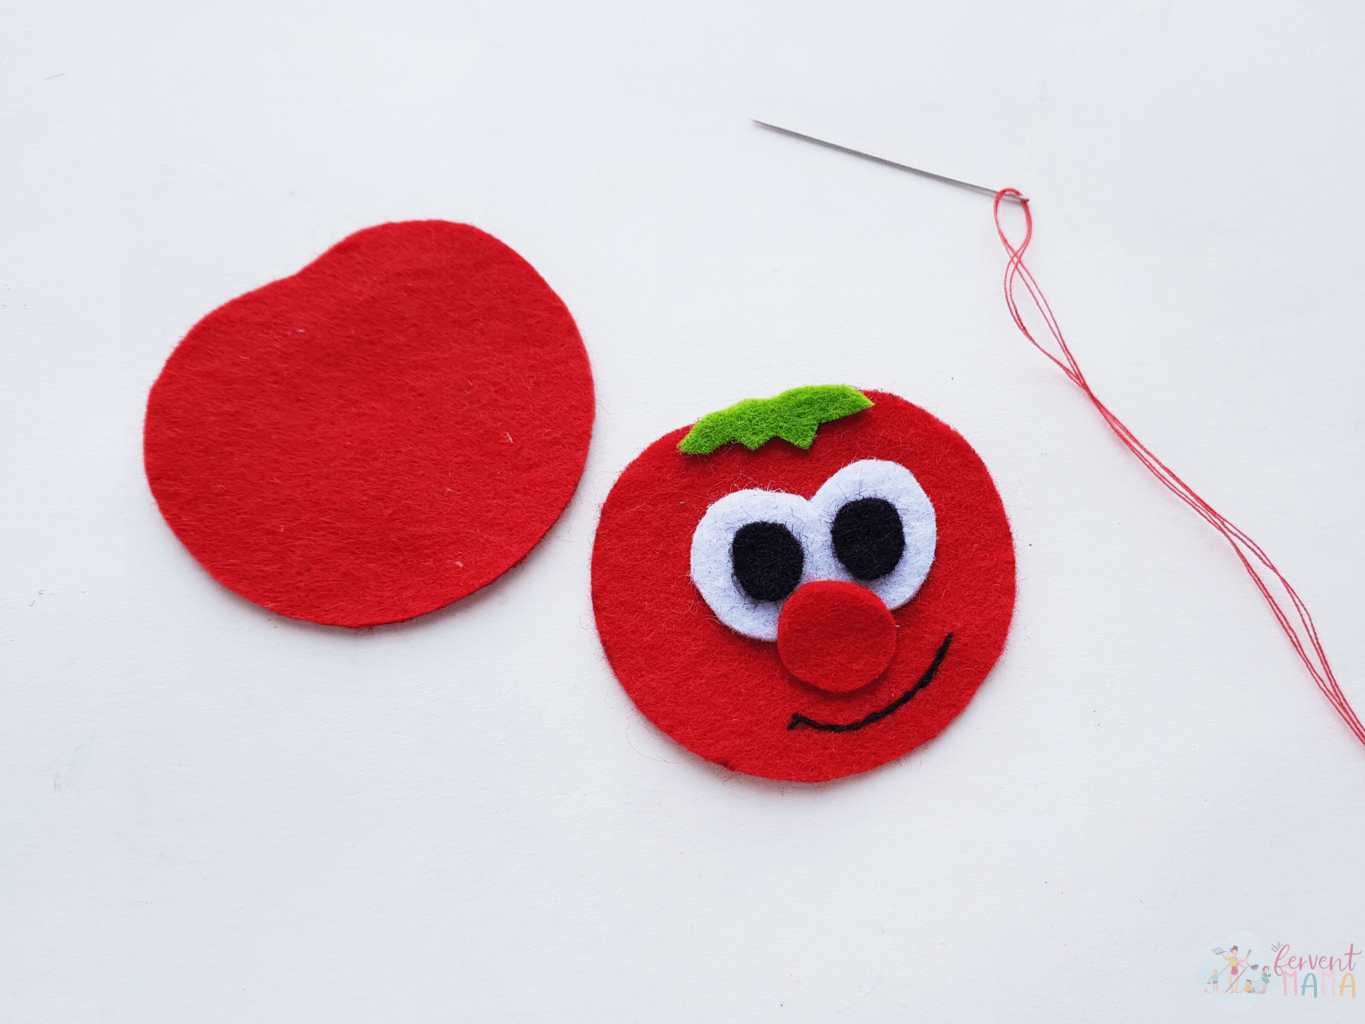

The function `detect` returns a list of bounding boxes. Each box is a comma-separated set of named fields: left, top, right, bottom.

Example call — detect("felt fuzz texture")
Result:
left=678, top=384, right=872, bottom=453
left=732, top=522, right=805, bottom=601
left=144, top=221, right=594, bottom=627
left=777, top=580, right=897, bottom=693
left=592, top=391, right=1014, bottom=782
left=686, top=457, right=936, bottom=641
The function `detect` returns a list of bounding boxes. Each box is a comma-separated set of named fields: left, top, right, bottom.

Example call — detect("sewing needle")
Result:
left=752, top=120, right=1027, bottom=204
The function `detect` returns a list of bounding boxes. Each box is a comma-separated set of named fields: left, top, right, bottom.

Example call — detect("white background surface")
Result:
left=3, top=1, right=1364, bottom=1020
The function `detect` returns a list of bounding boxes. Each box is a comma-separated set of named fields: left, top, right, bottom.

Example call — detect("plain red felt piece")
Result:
left=777, top=580, right=897, bottom=693
left=144, top=221, right=594, bottom=627
left=591, top=391, right=1015, bottom=783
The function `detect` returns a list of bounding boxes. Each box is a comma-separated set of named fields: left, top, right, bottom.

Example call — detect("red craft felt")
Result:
left=591, top=391, right=1015, bottom=783
left=777, top=580, right=897, bottom=693
left=144, top=221, right=594, bottom=627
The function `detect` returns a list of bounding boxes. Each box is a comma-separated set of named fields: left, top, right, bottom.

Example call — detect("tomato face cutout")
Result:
left=144, top=221, right=593, bottom=628
left=591, top=390, right=1014, bottom=782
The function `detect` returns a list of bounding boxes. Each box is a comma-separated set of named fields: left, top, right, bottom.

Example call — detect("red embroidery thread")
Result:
left=992, top=188, right=1365, bottom=748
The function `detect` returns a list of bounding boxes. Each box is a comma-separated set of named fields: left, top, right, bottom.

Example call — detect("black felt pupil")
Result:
left=731, top=521, right=804, bottom=602
left=831, top=497, right=905, bottom=581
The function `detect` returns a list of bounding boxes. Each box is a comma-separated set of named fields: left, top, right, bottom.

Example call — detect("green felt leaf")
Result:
left=678, top=385, right=874, bottom=455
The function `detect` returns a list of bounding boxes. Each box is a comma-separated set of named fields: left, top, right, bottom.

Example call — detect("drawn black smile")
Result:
left=787, top=633, right=954, bottom=732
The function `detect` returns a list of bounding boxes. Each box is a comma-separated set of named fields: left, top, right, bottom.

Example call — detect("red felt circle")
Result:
left=591, top=391, right=1014, bottom=783
left=777, top=580, right=897, bottom=693
left=144, top=221, right=594, bottom=627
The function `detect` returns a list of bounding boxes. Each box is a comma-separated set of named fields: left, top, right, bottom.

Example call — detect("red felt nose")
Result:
left=776, top=580, right=897, bottom=693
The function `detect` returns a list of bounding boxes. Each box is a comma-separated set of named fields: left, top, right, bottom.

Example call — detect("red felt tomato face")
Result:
left=591, top=391, right=1014, bottom=782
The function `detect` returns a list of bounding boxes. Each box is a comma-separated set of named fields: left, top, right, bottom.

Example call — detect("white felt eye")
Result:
left=808, top=460, right=936, bottom=610
left=689, top=490, right=836, bottom=641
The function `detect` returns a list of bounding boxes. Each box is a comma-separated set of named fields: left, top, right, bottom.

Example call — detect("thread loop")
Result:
left=993, top=189, right=1365, bottom=749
